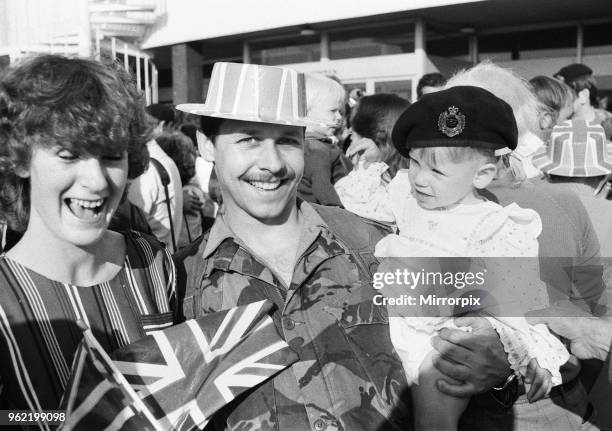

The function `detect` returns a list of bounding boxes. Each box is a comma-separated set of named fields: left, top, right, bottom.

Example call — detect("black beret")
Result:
left=554, top=63, right=592, bottom=83
left=391, top=86, right=518, bottom=158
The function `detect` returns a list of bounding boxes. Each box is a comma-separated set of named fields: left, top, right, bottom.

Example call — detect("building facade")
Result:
left=141, top=0, right=612, bottom=105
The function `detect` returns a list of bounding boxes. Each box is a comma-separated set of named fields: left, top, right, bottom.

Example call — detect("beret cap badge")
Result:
left=438, top=106, right=465, bottom=137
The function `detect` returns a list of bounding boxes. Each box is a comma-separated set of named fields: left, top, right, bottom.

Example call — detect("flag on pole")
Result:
left=60, top=300, right=296, bottom=430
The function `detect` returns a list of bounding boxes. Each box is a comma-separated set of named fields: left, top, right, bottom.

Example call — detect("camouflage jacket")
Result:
left=174, top=202, right=412, bottom=431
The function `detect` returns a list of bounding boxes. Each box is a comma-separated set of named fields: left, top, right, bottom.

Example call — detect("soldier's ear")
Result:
left=197, top=130, right=215, bottom=163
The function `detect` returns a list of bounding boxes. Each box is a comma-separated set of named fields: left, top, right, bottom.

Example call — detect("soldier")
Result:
left=174, top=62, right=515, bottom=430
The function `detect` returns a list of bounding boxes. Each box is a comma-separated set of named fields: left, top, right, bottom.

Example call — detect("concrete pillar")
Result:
left=242, top=41, right=251, bottom=64
left=576, top=23, right=584, bottom=63
left=321, top=31, right=330, bottom=63
left=365, top=80, right=375, bottom=95
left=78, top=0, right=91, bottom=57
left=469, top=34, right=479, bottom=65
left=152, top=65, right=159, bottom=103
left=412, top=18, right=427, bottom=103
left=172, top=43, right=203, bottom=105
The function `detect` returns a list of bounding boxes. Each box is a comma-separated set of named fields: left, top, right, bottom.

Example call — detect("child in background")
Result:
left=297, top=73, right=350, bottom=207
left=341, top=86, right=570, bottom=430
left=156, top=132, right=206, bottom=247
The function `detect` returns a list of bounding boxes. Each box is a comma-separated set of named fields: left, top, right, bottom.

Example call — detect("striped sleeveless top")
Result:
left=0, top=231, right=176, bottom=417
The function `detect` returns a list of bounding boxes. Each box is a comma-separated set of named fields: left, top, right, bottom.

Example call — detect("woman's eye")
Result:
left=432, top=168, right=444, bottom=175
left=103, top=153, right=125, bottom=161
left=57, top=149, right=78, bottom=160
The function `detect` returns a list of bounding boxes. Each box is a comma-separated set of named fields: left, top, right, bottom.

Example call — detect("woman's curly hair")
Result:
left=0, top=54, right=151, bottom=231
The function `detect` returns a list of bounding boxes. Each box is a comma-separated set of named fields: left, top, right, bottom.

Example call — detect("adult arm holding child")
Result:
left=527, top=307, right=612, bottom=362
left=432, top=317, right=515, bottom=396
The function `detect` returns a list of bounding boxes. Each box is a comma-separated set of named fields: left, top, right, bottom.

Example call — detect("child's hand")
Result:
left=524, top=358, right=552, bottom=402
left=345, top=136, right=382, bottom=168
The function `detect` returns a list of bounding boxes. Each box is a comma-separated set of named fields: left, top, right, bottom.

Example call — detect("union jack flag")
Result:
left=60, top=300, right=297, bottom=430
left=532, top=119, right=612, bottom=177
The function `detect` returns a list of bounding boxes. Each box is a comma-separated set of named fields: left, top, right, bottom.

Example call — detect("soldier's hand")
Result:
left=431, top=316, right=512, bottom=397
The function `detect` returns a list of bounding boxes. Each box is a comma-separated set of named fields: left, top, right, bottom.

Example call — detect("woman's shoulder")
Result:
left=123, top=230, right=173, bottom=262
left=121, top=230, right=176, bottom=311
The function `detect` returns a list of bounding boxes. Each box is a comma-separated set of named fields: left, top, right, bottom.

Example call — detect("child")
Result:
left=297, top=73, right=350, bottom=206
left=340, top=86, right=570, bottom=430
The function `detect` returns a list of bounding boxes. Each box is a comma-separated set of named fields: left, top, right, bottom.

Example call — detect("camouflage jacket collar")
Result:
left=200, top=201, right=347, bottom=284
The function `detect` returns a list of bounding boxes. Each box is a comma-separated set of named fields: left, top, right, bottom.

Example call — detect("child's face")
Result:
left=308, top=95, right=345, bottom=137
left=407, top=149, right=489, bottom=210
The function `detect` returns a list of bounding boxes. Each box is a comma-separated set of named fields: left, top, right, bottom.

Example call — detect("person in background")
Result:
left=297, top=73, right=350, bottom=207
left=335, top=93, right=410, bottom=220
left=532, top=120, right=612, bottom=284
left=416, top=72, right=446, bottom=99
left=446, top=61, right=543, bottom=179
left=128, top=103, right=183, bottom=252
left=156, top=131, right=207, bottom=248
left=529, top=75, right=575, bottom=143
left=180, top=123, right=217, bottom=224
left=341, top=88, right=366, bottom=150
left=556, top=63, right=612, bottom=139
left=0, top=54, right=175, bottom=411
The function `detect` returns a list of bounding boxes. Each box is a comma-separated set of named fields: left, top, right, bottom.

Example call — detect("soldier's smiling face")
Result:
left=202, top=119, right=305, bottom=224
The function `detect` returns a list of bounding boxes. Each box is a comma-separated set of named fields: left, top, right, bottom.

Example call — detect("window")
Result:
left=375, top=80, right=412, bottom=101
left=330, top=23, right=415, bottom=60
left=251, top=35, right=320, bottom=65
left=478, top=27, right=576, bottom=60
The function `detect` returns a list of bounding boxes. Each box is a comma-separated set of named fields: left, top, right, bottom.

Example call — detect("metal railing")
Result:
left=0, top=0, right=162, bottom=104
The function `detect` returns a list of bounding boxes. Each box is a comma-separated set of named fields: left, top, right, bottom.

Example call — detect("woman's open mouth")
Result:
left=65, top=198, right=106, bottom=221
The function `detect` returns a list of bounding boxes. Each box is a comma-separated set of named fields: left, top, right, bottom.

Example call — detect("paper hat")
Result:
left=532, top=120, right=612, bottom=177
left=177, top=62, right=327, bottom=128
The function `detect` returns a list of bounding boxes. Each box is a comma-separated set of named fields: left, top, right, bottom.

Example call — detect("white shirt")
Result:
left=514, top=131, right=544, bottom=179
left=128, top=140, right=184, bottom=252
left=194, top=156, right=214, bottom=194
